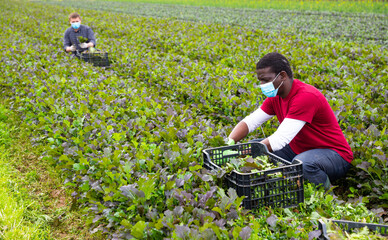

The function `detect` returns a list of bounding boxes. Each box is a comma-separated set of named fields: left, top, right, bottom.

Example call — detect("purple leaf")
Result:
left=371, top=207, right=385, bottom=217
left=199, top=189, right=216, bottom=207
left=164, top=209, right=173, bottom=218
left=227, top=188, right=238, bottom=201
left=226, top=209, right=239, bottom=220
left=176, top=178, right=184, bottom=188
left=239, top=226, right=252, bottom=240
left=120, top=184, right=144, bottom=198
left=357, top=161, right=371, bottom=171
left=146, top=208, right=158, bottom=220
left=184, top=173, right=193, bottom=181
left=166, top=107, right=175, bottom=116
left=245, top=157, right=254, bottom=163
left=372, top=154, right=386, bottom=162
left=201, top=174, right=212, bottom=182
left=93, top=215, right=103, bottom=223
left=174, top=191, right=186, bottom=205
left=90, top=180, right=103, bottom=192
left=175, top=225, right=190, bottom=239
left=266, top=214, right=278, bottom=227
left=214, top=219, right=226, bottom=227
left=173, top=206, right=184, bottom=217
left=182, top=191, right=194, bottom=201
left=308, top=230, right=322, bottom=240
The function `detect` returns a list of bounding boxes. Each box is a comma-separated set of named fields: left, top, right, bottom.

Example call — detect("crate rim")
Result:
left=318, top=219, right=388, bottom=239
left=202, top=142, right=303, bottom=176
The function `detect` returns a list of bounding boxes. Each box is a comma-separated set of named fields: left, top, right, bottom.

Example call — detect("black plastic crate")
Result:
left=81, top=52, right=110, bottom=67
left=202, top=142, right=304, bottom=209
left=318, top=219, right=388, bottom=239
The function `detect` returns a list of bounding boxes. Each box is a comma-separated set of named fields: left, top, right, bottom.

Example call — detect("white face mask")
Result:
left=259, top=72, right=283, bottom=98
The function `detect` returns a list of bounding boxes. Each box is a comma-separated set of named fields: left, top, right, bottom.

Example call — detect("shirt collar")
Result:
left=283, top=79, right=298, bottom=101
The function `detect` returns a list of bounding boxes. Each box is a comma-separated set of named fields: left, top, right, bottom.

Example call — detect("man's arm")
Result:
left=228, top=121, right=249, bottom=143
left=260, top=118, right=306, bottom=152
left=63, top=29, right=72, bottom=52
left=228, top=107, right=273, bottom=142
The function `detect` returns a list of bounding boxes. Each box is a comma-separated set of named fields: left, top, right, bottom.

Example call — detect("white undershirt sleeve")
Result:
left=242, top=108, right=274, bottom=133
left=268, top=118, right=306, bottom=151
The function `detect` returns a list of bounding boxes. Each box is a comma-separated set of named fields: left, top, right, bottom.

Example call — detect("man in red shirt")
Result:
left=228, top=52, right=353, bottom=189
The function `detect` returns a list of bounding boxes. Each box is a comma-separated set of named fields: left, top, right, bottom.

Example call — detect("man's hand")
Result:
left=223, top=138, right=238, bottom=156
left=66, top=45, right=76, bottom=52
left=79, top=42, right=89, bottom=48
left=227, top=138, right=235, bottom=146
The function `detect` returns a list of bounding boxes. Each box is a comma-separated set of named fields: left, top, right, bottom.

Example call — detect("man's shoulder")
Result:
left=64, top=27, right=73, bottom=34
left=294, top=79, right=323, bottom=96
left=81, top=24, right=92, bottom=30
left=287, top=80, right=323, bottom=104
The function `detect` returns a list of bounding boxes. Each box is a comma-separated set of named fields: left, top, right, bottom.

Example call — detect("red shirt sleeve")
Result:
left=260, top=98, right=276, bottom=115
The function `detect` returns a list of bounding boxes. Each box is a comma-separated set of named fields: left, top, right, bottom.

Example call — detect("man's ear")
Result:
left=280, top=70, right=287, bottom=80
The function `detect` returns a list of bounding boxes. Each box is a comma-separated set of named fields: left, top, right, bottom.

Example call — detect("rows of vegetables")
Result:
left=0, top=0, right=387, bottom=239
left=39, top=0, right=388, bottom=46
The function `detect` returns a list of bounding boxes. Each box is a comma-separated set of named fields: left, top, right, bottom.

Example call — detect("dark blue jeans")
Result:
left=250, top=139, right=352, bottom=187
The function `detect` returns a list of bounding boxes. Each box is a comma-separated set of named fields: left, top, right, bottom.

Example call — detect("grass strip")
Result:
left=0, top=103, right=104, bottom=239
left=0, top=105, right=49, bottom=239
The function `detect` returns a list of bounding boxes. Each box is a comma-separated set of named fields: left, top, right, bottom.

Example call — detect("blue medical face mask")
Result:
left=71, top=22, right=80, bottom=29
left=260, top=72, right=284, bottom=98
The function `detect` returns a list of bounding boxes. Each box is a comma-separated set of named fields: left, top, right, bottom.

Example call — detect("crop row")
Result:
left=1, top=0, right=387, bottom=238
left=39, top=0, right=388, bottom=45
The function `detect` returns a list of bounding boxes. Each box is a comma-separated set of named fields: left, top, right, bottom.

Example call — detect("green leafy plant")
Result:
left=0, top=0, right=386, bottom=239
left=77, top=36, right=88, bottom=43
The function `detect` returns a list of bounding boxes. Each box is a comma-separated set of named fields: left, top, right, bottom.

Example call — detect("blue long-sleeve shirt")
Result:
left=63, top=25, right=96, bottom=51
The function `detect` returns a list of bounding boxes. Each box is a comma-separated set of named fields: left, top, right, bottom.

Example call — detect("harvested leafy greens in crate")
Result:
left=203, top=142, right=304, bottom=209
left=318, top=219, right=388, bottom=240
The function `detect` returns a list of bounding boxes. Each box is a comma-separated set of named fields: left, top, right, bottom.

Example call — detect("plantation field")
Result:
left=39, top=0, right=388, bottom=45
left=1, top=0, right=387, bottom=239
left=40, top=0, right=388, bottom=14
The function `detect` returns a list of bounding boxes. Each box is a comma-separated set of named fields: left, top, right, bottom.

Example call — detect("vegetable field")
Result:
left=40, top=0, right=388, bottom=45
left=0, top=0, right=387, bottom=239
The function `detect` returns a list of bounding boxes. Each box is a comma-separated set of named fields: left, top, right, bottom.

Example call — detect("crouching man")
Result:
left=227, top=52, right=353, bottom=190
left=63, top=12, right=96, bottom=56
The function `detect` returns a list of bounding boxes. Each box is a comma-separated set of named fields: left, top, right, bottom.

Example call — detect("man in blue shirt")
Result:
left=63, top=13, right=96, bottom=55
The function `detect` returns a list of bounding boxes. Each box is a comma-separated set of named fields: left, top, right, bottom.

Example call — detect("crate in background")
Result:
left=318, top=219, right=388, bottom=240
left=81, top=52, right=110, bottom=67
left=203, top=142, right=304, bottom=209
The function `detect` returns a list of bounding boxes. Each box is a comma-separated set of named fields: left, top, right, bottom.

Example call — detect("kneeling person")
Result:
left=63, top=12, right=96, bottom=55
left=228, top=52, right=353, bottom=190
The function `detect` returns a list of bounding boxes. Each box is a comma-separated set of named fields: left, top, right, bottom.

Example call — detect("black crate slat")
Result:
left=202, top=142, right=304, bottom=209
left=81, top=52, right=110, bottom=67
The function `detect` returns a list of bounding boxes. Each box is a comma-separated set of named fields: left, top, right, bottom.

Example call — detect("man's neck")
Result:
left=280, top=78, right=294, bottom=99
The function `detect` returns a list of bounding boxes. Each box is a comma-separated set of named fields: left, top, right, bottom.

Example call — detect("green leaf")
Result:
left=131, top=221, right=146, bottom=239
left=138, top=177, right=156, bottom=200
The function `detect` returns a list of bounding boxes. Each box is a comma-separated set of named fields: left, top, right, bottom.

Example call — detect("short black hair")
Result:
left=256, top=52, right=293, bottom=79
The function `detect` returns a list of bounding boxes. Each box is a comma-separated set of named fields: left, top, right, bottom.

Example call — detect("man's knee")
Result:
left=294, top=152, right=317, bottom=171
left=300, top=159, right=319, bottom=175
